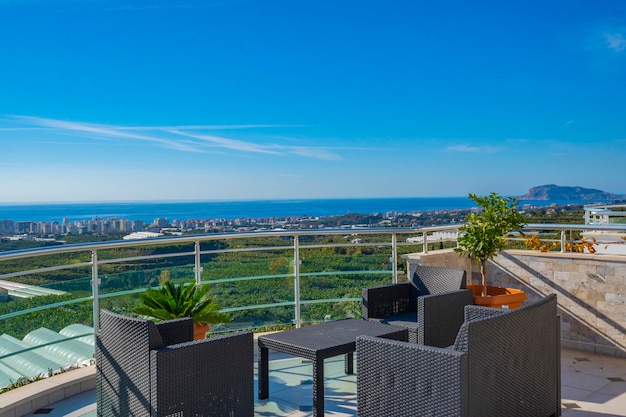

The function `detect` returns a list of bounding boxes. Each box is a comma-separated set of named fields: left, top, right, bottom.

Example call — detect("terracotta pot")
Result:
left=193, top=322, right=211, bottom=340
left=467, top=285, right=528, bottom=310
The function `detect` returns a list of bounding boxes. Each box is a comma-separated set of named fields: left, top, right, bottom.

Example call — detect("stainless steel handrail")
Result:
left=2, top=222, right=625, bottom=391
left=1, top=223, right=625, bottom=330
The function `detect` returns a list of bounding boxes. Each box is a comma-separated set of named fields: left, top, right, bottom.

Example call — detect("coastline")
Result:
left=0, top=197, right=615, bottom=224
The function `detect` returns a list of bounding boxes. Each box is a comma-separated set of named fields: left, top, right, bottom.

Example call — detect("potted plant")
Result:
left=455, top=192, right=528, bottom=309
left=133, top=279, right=231, bottom=340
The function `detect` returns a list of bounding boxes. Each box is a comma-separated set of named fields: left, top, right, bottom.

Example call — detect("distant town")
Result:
left=0, top=202, right=587, bottom=247
left=0, top=209, right=468, bottom=239
left=2, top=184, right=622, bottom=245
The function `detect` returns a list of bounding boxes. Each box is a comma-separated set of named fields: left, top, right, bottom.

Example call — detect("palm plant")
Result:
left=133, top=280, right=231, bottom=324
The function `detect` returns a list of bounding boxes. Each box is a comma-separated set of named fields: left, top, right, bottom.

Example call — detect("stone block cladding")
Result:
left=407, top=249, right=626, bottom=358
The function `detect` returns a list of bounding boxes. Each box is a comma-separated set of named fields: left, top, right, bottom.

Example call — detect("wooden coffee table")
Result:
left=258, top=319, right=407, bottom=416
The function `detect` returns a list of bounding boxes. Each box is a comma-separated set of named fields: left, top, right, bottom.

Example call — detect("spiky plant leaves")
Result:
left=133, top=280, right=231, bottom=324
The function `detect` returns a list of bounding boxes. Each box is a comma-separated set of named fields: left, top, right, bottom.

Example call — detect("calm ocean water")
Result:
left=0, top=197, right=603, bottom=223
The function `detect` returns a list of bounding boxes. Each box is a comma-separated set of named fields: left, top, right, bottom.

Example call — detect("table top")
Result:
left=258, top=319, right=406, bottom=360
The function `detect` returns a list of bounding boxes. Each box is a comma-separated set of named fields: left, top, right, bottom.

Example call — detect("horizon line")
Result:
left=0, top=196, right=477, bottom=206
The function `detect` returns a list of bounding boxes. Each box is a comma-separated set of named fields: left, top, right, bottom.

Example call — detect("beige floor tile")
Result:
left=563, top=369, right=613, bottom=392
left=13, top=348, right=626, bottom=417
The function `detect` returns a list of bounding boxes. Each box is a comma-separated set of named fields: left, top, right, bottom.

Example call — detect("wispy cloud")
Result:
left=170, top=129, right=283, bottom=155
left=285, top=146, right=343, bottom=161
left=2, top=115, right=341, bottom=160
left=605, top=33, right=626, bottom=52
left=171, top=129, right=342, bottom=160
left=10, top=115, right=202, bottom=153
left=120, top=124, right=305, bottom=131
left=445, top=144, right=500, bottom=153
left=604, top=33, right=626, bottom=52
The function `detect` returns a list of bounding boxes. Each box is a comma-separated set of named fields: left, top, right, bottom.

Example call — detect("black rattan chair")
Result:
left=357, top=294, right=561, bottom=417
left=362, top=265, right=472, bottom=346
left=96, top=309, right=253, bottom=417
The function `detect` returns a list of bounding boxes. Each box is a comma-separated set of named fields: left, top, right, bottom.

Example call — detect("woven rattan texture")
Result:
left=258, top=319, right=406, bottom=417
left=96, top=309, right=253, bottom=417
left=417, top=289, right=473, bottom=347
left=357, top=336, right=468, bottom=416
left=154, top=318, right=193, bottom=346
left=258, top=319, right=405, bottom=360
left=357, top=295, right=560, bottom=417
left=362, top=266, right=471, bottom=347
left=465, top=295, right=560, bottom=417
left=409, top=265, right=467, bottom=295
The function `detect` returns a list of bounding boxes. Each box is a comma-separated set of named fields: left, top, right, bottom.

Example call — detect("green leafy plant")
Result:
left=133, top=280, right=231, bottom=324
left=455, top=192, right=527, bottom=296
left=525, top=233, right=626, bottom=254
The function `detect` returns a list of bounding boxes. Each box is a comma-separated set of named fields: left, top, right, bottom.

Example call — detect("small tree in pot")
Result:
left=133, top=280, right=231, bottom=339
left=455, top=192, right=527, bottom=298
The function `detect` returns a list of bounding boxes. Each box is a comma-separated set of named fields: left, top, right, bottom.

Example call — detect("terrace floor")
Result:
left=16, top=347, right=626, bottom=417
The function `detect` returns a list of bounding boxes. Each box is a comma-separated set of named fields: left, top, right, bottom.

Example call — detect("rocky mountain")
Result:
left=518, top=184, right=623, bottom=201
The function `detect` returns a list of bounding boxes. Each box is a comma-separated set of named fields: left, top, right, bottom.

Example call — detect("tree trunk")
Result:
left=480, top=260, right=488, bottom=297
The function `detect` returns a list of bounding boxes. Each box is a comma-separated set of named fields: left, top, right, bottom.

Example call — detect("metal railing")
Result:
left=0, top=224, right=626, bottom=329
left=1, top=222, right=626, bottom=388
left=519, top=223, right=626, bottom=254
left=584, top=204, right=626, bottom=225
left=2, top=223, right=626, bottom=331
left=0, top=227, right=447, bottom=331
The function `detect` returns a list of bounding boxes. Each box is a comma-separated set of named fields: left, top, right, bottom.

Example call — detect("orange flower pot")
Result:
left=193, top=322, right=211, bottom=340
left=467, top=285, right=528, bottom=310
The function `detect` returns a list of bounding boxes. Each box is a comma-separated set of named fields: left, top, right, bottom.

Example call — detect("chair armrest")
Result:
left=356, top=335, right=468, bottom=417
left=151, top=331, right=254, bottom=416
left=155, top=317, right=194, bottom=345
left=418, top=289, right=474, bottom=347
left=464, top=304, right=507, bottom=322
left=361, top=283, right=412, bottom=320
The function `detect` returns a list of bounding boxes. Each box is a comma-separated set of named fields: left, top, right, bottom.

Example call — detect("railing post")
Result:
left=561, top=230, right=566, bottom=253
left=293, top=235, right=301, bottom=328
left=194, top=240, right=203, bottom=284
left=422, top=232, right=428, bottom=254
left=391, top=233, right=398, bottom=284
left=91, top=250, right=100, bottom=332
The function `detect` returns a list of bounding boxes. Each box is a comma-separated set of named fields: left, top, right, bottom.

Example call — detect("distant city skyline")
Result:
left=1, top=0, right=625, bottom=203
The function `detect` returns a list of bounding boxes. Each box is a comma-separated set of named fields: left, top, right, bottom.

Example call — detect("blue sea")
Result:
left=0, top=197, right=609, bottom=223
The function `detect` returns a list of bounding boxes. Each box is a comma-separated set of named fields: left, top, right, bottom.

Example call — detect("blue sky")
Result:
left=1, top=0, right=625, bottom=203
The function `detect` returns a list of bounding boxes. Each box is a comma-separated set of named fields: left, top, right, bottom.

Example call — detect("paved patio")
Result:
left=15, top=347, right=626, bottom=417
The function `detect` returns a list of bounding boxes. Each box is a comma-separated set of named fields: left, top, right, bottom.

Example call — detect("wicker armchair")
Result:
left=357, top=294, right=561, bottom=417
left=96, top=309, right=253, bottom=417
left=362, top=265, right=472, bottom=346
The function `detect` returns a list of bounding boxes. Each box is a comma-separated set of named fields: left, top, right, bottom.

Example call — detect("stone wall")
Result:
left=405, top=249, right=626, bottom=358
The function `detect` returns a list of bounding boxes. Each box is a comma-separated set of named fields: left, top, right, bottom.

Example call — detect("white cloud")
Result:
left=170, top=129, right=283, bottom=155
left=445, top=144, right=499, bottom=153
left=119, top=124, right=304, bottom=131
left=171, top=130, right=342, bottom=160
left=10, top=115, right=203, bottom=153
left=2, top=115, right=341, bottom=160
left=285, top=146, right=342, bottom=161
left=605, top=33, right=626, bottom=52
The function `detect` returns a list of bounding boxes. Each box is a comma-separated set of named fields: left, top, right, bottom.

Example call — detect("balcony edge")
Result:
left=0, top=365, right=95, bottom=417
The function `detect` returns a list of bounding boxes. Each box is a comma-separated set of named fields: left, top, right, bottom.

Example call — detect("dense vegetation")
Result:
left=0, top=204, right=600, bottom=338
left=1, top=234, right=423, bottom=338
